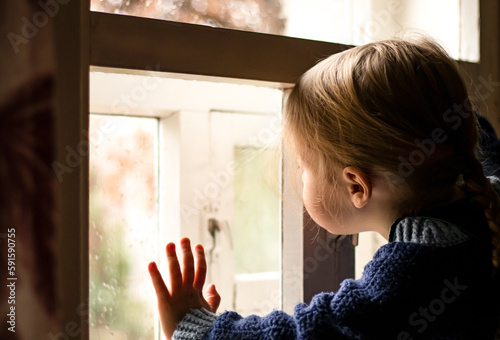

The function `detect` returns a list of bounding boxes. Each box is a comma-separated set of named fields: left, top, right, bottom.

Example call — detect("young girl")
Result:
left=148, top=37, right=500, bottom=339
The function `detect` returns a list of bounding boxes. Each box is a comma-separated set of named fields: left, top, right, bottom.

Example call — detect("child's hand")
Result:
left=148, top=237, right=221, bottom=340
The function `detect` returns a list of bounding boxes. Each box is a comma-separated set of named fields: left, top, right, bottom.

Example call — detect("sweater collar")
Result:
left=388, top=198, right=489, bottom=246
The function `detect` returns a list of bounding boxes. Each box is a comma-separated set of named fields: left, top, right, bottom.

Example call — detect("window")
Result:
left=89, top=115, right=158, bottom=339
left=85, top=10, right=351, bottom=335
left=89, top=71, right=284, bottom=337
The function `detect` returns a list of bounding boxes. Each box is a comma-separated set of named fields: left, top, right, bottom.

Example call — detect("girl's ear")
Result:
left=342, top=167, right=372, bottom=209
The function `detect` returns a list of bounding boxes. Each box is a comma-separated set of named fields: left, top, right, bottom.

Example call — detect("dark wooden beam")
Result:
left=90, top=12, right=351, bottom=85
left=54, top=0, right=90, bottom=338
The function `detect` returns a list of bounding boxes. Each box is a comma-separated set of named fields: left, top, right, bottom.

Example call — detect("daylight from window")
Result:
left=89, top=115, right=158, bottom=340
left=91, top=0, right=478, bottom=61
left=89, top=70, right=283, bottom=339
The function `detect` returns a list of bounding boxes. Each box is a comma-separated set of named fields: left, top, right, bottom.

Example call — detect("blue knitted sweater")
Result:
left=174, top=178, right=500, bottom=340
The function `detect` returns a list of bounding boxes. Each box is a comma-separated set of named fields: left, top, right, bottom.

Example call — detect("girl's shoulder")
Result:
left=356, top=196, right=494, bottom=288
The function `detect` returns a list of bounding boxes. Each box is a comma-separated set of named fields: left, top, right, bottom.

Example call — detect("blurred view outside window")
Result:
left=90, top=0, right=478, bottom=61
left=89, top=115, right=159, bottom=340
left=89, top=70, right=282, bottom=338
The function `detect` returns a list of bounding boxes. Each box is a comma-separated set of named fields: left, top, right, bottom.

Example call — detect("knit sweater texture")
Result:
left=173, top=177, right=500, bottom=340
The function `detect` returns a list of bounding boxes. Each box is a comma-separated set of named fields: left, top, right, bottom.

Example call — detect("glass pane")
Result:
left=204, top=111, right=281, bottom=316
left=89, top=69, right=283, bottom=332
left=234, top=146, right=279, bottom=274
left=91, top=0, right=478, bottom=61
left=89, top=115, right=158, bottom=339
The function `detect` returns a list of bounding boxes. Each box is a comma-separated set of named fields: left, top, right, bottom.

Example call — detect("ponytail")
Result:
left=462, top=155, right=500, bottom=269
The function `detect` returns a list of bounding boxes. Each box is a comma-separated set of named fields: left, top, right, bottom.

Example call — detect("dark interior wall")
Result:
left=478, top=0, right=500, bottom=135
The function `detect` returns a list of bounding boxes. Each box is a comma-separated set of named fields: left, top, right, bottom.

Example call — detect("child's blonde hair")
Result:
left=284, top=37, right=500, bottom=267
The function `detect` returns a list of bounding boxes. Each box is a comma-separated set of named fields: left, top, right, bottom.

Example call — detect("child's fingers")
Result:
left=180, top=238, right=195, bottom=286
left=193, top=244, right=207, bottom=291
left=148, top=261, right=170, bottom=300
left=205, top=283, right=221, bottom=313
left=166, top=243, right=182, bottom=293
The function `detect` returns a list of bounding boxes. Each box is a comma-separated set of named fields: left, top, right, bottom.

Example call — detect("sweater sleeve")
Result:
left=173, top=233, right=493, bottom=339
left=203, top=293, right=351, bottom=340
left=172, top=297, right=342, bottom=340
left=172, top=243, right=423, bottom=340
left=173, top=308, right=218, bottom=340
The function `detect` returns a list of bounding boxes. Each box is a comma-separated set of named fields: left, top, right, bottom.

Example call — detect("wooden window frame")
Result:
left=89, top=10, right=354, bottom=313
